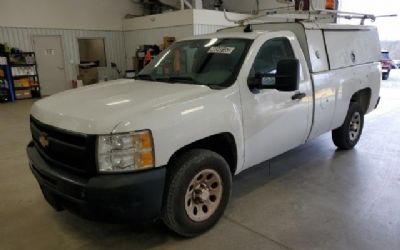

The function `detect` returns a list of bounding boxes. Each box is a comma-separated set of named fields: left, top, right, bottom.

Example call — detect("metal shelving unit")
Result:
left=0, top=52, right=41, bottom=102
left=0, top=54, right=15, bottom=103
left=9, top=52, right=41, bottom=100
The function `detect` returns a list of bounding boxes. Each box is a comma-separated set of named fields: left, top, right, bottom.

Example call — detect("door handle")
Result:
left=291, top=92, right=306, bottom=100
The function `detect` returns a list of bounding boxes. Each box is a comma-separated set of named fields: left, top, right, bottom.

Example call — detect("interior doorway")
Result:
left=33, top=36, right=68, bottom=96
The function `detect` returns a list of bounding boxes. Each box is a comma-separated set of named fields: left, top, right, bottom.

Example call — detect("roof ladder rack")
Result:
left=224, top=9, right=397, bottom=26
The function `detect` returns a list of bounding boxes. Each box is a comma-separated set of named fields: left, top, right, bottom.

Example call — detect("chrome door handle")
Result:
left=291, top=92, right=306, bottom=100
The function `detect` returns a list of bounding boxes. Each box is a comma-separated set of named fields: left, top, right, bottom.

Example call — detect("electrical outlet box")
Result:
left=293, top=0, right=328, bottom=11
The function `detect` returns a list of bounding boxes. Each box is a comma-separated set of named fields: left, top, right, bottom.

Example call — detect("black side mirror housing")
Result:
left=248, top=59, right=300, bottom=92
left=275, top=59, right=300, bottom=92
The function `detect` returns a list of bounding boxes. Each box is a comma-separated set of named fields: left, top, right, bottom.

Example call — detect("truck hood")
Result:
left=31, top=79, right=212, bottom=134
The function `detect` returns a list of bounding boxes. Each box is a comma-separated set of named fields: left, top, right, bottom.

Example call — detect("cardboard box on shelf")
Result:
left=0, top=56, right=7, bottom=65
left=15, top=89, right=32, bottom=99
left=163, top=37, right=176, bottom=49
left=14, top=78, right=31, bottom=87
left=78, top=67, right=98, bottom=85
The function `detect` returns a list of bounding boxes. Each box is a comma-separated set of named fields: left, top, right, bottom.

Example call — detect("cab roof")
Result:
left=180, top=31, right=261, bottom=41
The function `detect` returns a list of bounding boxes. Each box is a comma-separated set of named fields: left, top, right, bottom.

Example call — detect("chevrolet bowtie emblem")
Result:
left=39, top=134, right=49, bottom=148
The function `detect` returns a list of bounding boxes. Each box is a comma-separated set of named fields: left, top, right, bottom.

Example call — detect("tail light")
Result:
left=382, top=60, right=391, bottom=68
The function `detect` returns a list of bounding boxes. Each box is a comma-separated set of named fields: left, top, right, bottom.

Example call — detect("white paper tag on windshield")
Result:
left=208, top=46, right=235, bottom=54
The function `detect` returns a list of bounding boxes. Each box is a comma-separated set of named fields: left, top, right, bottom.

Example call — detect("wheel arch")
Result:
left=167, top=132, right=238, bottom=175
left=350, top=87, right=372, bottom=114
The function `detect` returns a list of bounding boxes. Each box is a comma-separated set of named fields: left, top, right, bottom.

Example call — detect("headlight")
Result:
left=97, top=130, right=155, bottom=173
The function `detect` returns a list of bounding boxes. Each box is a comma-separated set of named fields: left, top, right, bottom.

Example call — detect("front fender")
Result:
left=112, top=86, right=245, bottom=173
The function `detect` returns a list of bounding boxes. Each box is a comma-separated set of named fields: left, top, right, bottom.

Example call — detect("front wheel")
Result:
left=332, top=102, right=364, bottom=150
left=162, top=149, right=232, bottom=237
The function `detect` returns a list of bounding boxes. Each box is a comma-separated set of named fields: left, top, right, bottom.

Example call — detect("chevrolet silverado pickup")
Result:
left=28, top=21, right=381, bottom=237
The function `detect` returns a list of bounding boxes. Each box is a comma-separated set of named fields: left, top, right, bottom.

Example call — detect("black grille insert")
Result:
left=30, top=116, right=96, bottom=176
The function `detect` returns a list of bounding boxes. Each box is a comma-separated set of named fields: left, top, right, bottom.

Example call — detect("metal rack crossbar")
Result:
left=224, top=9, right=397, bottom=26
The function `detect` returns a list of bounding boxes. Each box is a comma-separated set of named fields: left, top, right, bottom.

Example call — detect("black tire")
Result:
left=332, top=102, right=364, bottom=150
left=162, top=149, right=232, bottom=237
left=382, top=73, right=389, bottom=80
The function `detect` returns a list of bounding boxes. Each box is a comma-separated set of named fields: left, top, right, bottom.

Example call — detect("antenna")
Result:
left=244, top=24, right=253, bottom=33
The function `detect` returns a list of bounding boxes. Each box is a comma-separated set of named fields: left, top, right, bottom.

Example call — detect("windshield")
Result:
left=136, top=38, right=252, bottom=88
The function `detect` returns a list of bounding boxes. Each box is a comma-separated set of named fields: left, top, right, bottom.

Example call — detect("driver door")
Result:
left=239, top=34, right=313, bottom=169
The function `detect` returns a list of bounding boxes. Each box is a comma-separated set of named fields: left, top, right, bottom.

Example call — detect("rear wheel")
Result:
left=162, top=149, right=232, bottom=237
left=332, top=102, right=364, bottom=150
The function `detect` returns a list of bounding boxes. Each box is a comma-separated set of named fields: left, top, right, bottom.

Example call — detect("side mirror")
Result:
left=248, top=59, right=300, bottom=92
left=275, top=59, right=300, bottom=92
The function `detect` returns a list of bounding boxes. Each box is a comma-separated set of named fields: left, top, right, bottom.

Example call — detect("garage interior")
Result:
left=1, top=0, right=400, bottom=249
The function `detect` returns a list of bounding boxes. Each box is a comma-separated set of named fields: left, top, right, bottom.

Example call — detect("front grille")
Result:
left=30, top=116, right=97, bottom=176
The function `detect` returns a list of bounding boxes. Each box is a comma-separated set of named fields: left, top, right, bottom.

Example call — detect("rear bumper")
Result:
left=375, top=97, right=381, bottom=109
left=27, top=142, right=166, bottom=222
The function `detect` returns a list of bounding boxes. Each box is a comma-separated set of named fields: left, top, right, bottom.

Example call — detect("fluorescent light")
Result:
left=204, top=38, right=218, bottom=47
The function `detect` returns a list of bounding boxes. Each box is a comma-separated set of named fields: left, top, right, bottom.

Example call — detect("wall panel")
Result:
left=194, top=24, right=229, bottom=35
left=0, top=26, right=126, bottom=88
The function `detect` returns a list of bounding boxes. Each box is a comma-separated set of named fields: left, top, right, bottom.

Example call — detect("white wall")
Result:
left=123, top=10, right=194, bottom=30
left=0, top=0, right=141, bottom=31
left=339, top=0, right=400, bottom=41
left=223, top=0, right=291, bottom=13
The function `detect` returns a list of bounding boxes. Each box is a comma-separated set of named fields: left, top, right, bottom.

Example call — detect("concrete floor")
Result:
left=1, top=72, right=400, bottom=250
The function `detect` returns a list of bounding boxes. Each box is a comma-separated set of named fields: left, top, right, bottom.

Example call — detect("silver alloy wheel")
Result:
left=184, top=169, right=223, bottom=222
left=349, top=112, right=361, bottom=141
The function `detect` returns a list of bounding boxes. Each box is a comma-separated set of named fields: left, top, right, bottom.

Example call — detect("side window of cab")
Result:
left=249, top=37, right=295, bottom=87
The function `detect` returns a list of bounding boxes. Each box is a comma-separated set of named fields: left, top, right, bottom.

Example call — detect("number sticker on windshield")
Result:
left=208, top=47, right=235, bottom=54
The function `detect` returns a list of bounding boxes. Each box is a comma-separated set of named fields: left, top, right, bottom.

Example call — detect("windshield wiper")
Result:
left=166, top=76, right=198, bottom=84
left=136, top=75, right=222, bottom=89
left=157, top=76, right=223, bottom=89
left=135, top=74, right=156, bottom=81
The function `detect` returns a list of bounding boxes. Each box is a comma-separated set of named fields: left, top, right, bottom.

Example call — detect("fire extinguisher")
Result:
left=325, top=0, right=335, bottom=10
left=143, top=49, right=153, bottom=66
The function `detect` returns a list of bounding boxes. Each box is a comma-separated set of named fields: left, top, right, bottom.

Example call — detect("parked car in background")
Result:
left=381, top=50, right=395, bottom=80
left=393, top=60, right=400, bottom=69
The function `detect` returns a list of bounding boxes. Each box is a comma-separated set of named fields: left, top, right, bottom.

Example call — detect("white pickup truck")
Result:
left=27, top=21, right=381, bottom=237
